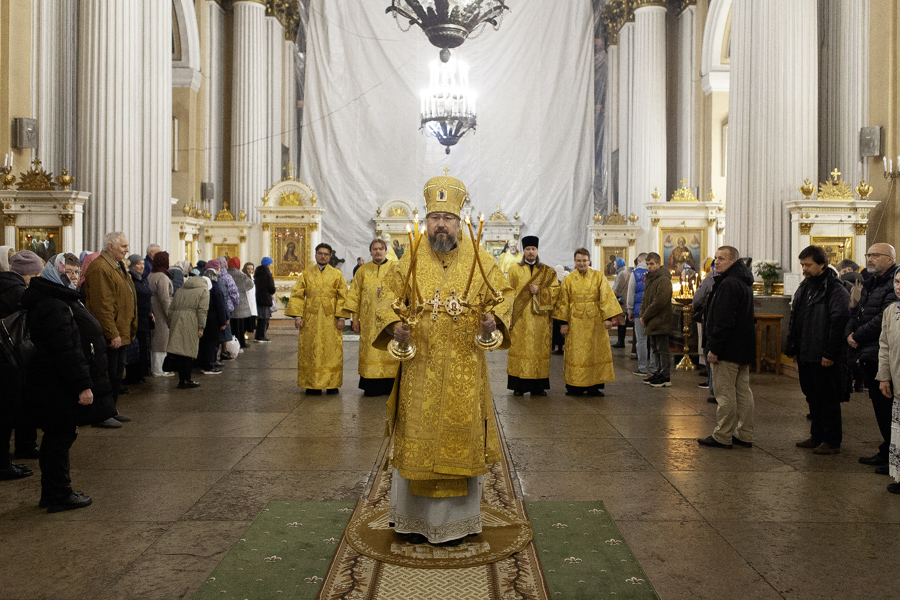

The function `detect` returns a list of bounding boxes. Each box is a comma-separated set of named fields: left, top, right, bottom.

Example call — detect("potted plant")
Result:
left=753, top=259, right=782, bottom=296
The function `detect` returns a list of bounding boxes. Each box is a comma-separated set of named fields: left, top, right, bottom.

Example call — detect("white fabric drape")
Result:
left=299, top=0, right=594, bottom=269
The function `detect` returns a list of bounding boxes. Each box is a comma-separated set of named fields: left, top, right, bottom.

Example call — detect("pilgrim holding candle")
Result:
left=373, top=171, right=513, bottom=545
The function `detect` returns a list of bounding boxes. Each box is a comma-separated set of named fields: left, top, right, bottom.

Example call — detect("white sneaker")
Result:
left=152, top=372, right=174, bottom=378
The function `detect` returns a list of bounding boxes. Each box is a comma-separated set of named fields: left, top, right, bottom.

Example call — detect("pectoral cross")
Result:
left=425, top=289, right=444, bottom=321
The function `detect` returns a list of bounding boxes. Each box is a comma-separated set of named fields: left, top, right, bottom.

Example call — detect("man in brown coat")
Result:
left=83, top=231, right=138, bottom=427
left=639, top=252, right=673, bottom=387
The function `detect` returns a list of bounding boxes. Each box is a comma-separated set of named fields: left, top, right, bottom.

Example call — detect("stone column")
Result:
left=77, top=0, right=142, bottom=250
left=818, top=0, right=869, bottom=184
left=32, top=0, right=78, bottom=177
left=140, top=0, right=172, bottom=250
left=283, top=37, right=298, bottom=175
left=674, top=2, right=697, bottom=189
left=605, top=18, right=619, bottom=213
left=630, top=0, right=667, bottom=222
left=617, top=18, right=634, bottom=215
left=206, top=2, right=225, bottom=208
left=266, top=14, right=283, bottom=186
left=231, top=0, right=267, bottom=221
left=727, top=0, right=818, bottom=266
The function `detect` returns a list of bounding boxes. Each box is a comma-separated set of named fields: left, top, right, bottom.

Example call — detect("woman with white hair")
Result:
left=875, top=268, right=900, bottom=495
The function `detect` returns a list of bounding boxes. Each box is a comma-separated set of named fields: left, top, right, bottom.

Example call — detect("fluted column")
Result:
left=617, top=20, right=634, bottom=214
left=630, top=1, right=666, bottom=222
left=674, top=2, right=696, bottom=189
left=819, top=0, right=869, bottom=184
left=206, top=2, right=225, bottom=210
left=32, top=0, right=78, bottom=177
left=727, top=0, right=818, bottom=266
left=231, top=0, right=267, bottom=221
left=605, top=42, right=619, bottom=211
left=283, top=38, right=298, bottom=175
left=78, top=1, right=141, bottom=250
left=140, top=0, right=172, bottom=250
left=265, top=14, right=283, bottom=186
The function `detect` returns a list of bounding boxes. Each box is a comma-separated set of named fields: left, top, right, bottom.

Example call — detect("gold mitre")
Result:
left=423, top=172, right=468, bottom=217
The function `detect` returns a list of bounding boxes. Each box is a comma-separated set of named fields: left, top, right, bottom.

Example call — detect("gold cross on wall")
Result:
left=831, top=168, right=841, bottom=181
left=443, top=167, right=450, bottom=176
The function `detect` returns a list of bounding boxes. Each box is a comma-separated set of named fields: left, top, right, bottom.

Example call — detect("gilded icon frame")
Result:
left=271, top=224, right=310, bottom=277
left=599, top=246, right=628, bottom=279
left=810, top=236, right=853, bottom=266
left=212, top=243, right=239, bottom=264
left=17, top=226, right=61, bottom=261
left=659, top=228, right=706, bottom=279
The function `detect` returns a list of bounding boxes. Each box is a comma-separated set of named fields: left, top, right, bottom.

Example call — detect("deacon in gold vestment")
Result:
left=345, top=238, right=398, bottom=396
left=553, top=247, right=623, bottom=397
left=374, top=173, right=513, bottom=545
left=285, top=243, right=349, bottom=394
left=506, top=235, right=560, bottom=396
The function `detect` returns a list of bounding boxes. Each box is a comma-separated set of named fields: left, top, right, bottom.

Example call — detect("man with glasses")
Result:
left=285, top=243, right=349, bottom=395
left=846, top=243, right=899, bottom=470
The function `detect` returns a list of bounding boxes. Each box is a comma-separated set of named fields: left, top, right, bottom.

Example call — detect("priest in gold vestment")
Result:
left=345, top=238, right=398, bottom=396
left=506, top=235, right=560, bottom=396
left=285, top=243, right=349, bottom=394
left=374, top=173, right=513, bottom=545
left=553, top=247, right=623, bottom=397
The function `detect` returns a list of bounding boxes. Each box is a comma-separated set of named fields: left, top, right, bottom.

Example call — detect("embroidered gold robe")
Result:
left=344, top=260, right=398, bottom=380
left=552, top=268, right=623, bottom=387
left=506, top=262, right=560, bottom=380
left=285, top=265, right=349, bottom=389
left=375, top=235, right=513, bottom=498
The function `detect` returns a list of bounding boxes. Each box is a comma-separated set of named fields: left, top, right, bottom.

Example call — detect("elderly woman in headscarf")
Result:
left=20, top=250, right=115, bottom=511
left=215, top=256, right=239, bottom=359
left=611, top=257, right=630, bottom=348
left=77, top=252, right=100, bottom=291
left=199, top=266, right=228, bottom=374
left=122, top=254, right=151, bottom=385
left=148, top=251, right=174, bottom=377
left=226, top=257, right=254, bottom=349
left=166, top=265, right=209, bottom=389
left=0, top=245, right=14, bottom=273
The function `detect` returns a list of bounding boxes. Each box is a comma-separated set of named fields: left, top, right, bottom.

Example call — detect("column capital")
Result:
left=633, top=0, right=668, bottom=11
left=233, top=0, right=266, bottom=6
left=602, top=4, right=619, bottom=45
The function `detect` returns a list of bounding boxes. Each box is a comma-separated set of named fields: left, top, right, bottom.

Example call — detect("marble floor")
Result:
left=1, top=326, right=897, bottom=599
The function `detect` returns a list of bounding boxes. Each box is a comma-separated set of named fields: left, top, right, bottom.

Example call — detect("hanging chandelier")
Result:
left=387, top=0, right=509, bottom=61
left=420, top=56, right=476, bottom=154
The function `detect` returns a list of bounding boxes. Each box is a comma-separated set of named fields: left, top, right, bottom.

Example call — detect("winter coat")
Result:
left=148, top=271, right=174, bottom=352
left=20, top=278, right=116, bottom=429
left=167, top=276, right=209, bottom=358
left=786, top=269, right=850, bottom=364
left=255, top=265, right=276, bottom=319
left=691, top=271, right=716, bottom=323
left=171, top=268, right=184, bottom=293
left=845, top=264, right=899, bottom=361
left=205, top=279, right=229, bottom=336
left=639, top=267, right=673, bottom=336
left=228, top=267, right=254, bottom=319
left=0, top=271, right=26, bottom=318
left=217, top=262, right=240, bottom=314
left=130, top=269, right=152, bottom=333
left=704, top=259, right=756, bottom=365
left=83, top=253, right=138, bottom=343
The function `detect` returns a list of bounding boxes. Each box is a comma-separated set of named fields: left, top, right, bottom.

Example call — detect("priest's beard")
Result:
left=428, top=231, right=456, bottom=254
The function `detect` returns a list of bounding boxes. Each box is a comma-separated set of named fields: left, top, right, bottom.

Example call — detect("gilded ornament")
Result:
left=310, top=193, right=318, bottom=206
left=262, top=223, right=270, bottom=232
left=854, top=223, right=868, bottom=235
left=670, top=179, right=698, bottom=202
left=54, top=169, right=74, bottom=191
left=488, top=205, right=508, bottom=222
left=650, top=218, right=660, bottom=227
left=182, top=203, right=191, bottom=216
left=376, top=207, right=382, bottom=216
left=593, top=211, right=603, bottom=225
left=262, top=194, right=270, bottom=206
left=817, top=169, right=853, bottom=200
left=204, top=209, right=212, bottom=220
left=179, top=232, right=186, bottom=240
left=16, top=158, right=54, bottom=191
left=389, top=206, right=409, bottom=218
left=238, top=209, right=247, bottom=221
left=215, top=201, right=235, bottom=221
left=632, top=0, right=668, bottom=8
left=708, top=218, right=716, bottom=227
left=514, top=212, right=520, bottom=221
left=855, top=180, right=873, bottom=200
left=204, top=236, right=212, bottom=243
left=0, top=167, right=15, bottom=191
left=281, top=192, right=301, bottom=206
left=628, top=212, right=639, bottom=224
left=309, top=222, right=319, bottom=231
left=239, top=236, right=247, bottom=243
left=799, top=179, right=816, bottom=199
left=60, top=214, right=74, bottom=227
left=605, top=206, right=627, bottom=225
left=4, top=214, right=17, bottom=226
left=628, top=238, right=636, bottom=247
left=651, top=187, right=661, bottom=201
left=707, top=189, right=716, bottom=201
left=799, top=223, right=813, bottom=235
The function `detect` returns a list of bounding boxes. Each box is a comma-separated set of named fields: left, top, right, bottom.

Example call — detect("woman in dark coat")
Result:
left=123, top=254, right=151, bottom=384
left=20, top=273, right=116, bottom=512
left=254, top=257, right=276, bottom=343
left=199, top=270, right=228, bottom=374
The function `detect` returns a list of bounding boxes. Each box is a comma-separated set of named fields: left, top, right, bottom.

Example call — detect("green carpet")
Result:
left=193, top=500, right=354, bottom=600
left=527, top=501, right=659, bottom=600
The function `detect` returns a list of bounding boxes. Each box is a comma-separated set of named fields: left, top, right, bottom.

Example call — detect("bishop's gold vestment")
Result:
left=285, top=265, right=349, bottom=389
left=344, top=260, right=398, bottom=380
left=552, top=268, right=623, bottom=387
left=506, top=262, right=560, bottom=380
left=375, top=235, right=513, bottom=498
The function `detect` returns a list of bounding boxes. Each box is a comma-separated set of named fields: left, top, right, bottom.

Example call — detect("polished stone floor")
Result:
left=1, top=326, right=897, bottom=599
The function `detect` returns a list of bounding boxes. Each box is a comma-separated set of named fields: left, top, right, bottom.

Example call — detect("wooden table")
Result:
left=755, top=313, right=783, bottom=374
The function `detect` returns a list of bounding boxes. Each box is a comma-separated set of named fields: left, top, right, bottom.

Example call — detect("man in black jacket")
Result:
left=787, top=246, right=851, bottom=455
left=846, top=243, right=898, bottom=466
left=697, top=246, right=756, bottom=449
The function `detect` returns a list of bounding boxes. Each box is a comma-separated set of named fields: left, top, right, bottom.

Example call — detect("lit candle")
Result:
left=463, top=216, right=478, bottom=296
left=891, top=159, right=894, bottom=173
left=400, top=225, right=415, bottom=298
left=476, top=213, right=484, bottom=247
left=884, top=156, right=888, bottom=172
left=3, top=153, right=7, bottom=168
left=9, top=152, right=12, bottom=169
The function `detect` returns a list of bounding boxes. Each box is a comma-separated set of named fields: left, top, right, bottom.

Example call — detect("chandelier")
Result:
left=387, top=0, right=509, bottom=61
left=420, top=56, right=476, bottom=154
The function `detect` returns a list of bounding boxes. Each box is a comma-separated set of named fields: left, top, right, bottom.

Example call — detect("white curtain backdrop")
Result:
left=299, top=0, right=594, bottom=270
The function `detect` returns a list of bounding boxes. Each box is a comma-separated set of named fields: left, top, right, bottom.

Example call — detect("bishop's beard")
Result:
left=428, top=231, right=456, bottom=254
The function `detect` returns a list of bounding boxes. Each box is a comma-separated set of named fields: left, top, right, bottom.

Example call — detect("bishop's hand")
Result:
left=393, top=323, right=411, bottom=344
left=480, top=313, right=497, bottom=335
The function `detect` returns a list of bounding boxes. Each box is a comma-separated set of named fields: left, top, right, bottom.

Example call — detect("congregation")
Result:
left=1, top=229, right=899, bottom=521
